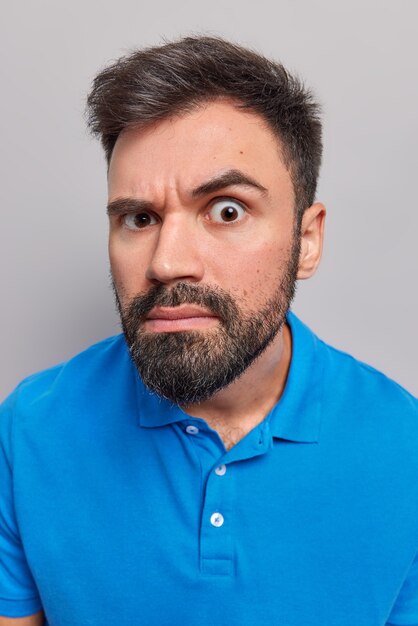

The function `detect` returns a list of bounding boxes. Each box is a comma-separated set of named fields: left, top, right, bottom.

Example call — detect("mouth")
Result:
left=144, top=305, right=220, bottom=332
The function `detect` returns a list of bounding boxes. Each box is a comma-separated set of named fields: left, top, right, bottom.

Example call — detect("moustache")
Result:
left=122, top=282, right=240, bottom=324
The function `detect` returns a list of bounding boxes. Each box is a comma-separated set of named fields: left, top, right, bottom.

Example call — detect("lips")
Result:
left=145, top=305, right=218, bottom=321
left=144, top=305, right=220, bottom=332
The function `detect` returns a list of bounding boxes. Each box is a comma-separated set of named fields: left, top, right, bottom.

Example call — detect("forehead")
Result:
left=108, top=99, right=293, bottom=202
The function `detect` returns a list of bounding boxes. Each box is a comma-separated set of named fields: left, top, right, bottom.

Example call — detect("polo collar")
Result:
left=267, top=311, right=323, bottom=443
left=135, top=310, right=324, bottom=443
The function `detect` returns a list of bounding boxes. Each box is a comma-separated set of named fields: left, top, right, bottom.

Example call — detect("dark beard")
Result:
left=114, top=235, right=300, bottom=405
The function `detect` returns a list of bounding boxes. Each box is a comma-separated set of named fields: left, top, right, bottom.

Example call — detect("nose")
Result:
left=145, top=215, right=205, bottom=285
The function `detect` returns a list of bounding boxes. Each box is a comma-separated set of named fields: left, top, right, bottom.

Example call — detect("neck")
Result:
left=181, top=321, right=292, bottom=448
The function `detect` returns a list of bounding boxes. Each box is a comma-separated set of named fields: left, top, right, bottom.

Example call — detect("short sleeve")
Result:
left=387, top=550, right=418, bottom=626
left=0, top=388, right=43, bottom=617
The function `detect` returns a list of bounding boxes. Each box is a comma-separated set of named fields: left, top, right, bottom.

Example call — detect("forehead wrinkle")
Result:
left=110, top=173, right=197, bottom=214
left=131, top=170, right=268, bottom=211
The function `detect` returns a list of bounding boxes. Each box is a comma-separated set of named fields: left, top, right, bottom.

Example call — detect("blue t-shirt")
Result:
left=1, top=312, right=417, bottom=626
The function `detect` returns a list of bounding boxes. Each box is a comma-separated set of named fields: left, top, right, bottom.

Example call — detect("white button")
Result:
left=215, top=464, right=227, bottom=476
left=186, top=425, right=199, bottom=435
left=210, top=512, right=224, bottom=527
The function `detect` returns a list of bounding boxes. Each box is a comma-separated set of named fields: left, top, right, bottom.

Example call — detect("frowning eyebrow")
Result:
left=107, top=198, right=155, bottom=216
left=107, top=168, right=268, bottom=216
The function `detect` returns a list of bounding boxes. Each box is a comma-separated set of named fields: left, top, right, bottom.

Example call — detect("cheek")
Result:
left=208, top=239, right=290, bottom=305
left=108, top=237, right=149, bottom=298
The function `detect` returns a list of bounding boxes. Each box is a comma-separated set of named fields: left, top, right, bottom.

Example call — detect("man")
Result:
left=0, top=36, right=417, bottom=626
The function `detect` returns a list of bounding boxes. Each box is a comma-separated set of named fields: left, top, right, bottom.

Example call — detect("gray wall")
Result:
left=1, top=0, right=417, bottom=400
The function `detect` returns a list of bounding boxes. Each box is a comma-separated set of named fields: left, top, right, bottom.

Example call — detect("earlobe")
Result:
left=297, top=202, right=326, bottom=280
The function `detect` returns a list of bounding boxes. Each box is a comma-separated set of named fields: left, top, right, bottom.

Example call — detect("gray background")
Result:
left=0, top=0, right=417, bottom=400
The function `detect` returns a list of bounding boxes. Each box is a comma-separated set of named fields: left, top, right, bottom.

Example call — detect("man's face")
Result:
left=107, top=100, right=315, bottom=404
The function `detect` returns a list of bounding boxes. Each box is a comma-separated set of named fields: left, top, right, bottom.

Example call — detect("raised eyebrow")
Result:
left=106, top=198, right=155, bottom=216
left=191, top=169, right=268, bottom=198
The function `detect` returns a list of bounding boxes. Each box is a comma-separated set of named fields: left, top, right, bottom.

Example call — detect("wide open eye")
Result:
left=122, top=212, right=158, bottom=230
left=208, top=199, right=246, bottom=224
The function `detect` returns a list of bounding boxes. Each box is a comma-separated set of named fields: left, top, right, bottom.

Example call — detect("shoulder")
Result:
left=0, top=334, right=131, bottom=433
left=321, top=337, right=417, bottom=411
left=309, top=326, right=418, bottom=451
left=288, top=311, right=417, bottom=424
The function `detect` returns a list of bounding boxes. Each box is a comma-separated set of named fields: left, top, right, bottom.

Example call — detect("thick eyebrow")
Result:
left=191, top=169, right=268, bottom=198
left=107, top=198, right=155, bottom=216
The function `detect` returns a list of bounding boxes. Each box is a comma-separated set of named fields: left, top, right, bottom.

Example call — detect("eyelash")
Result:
left=206, top=197, right=247, bottom=224
left=120, top=196, right=248, bottom=230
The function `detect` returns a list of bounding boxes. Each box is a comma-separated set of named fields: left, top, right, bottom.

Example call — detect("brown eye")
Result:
left=209, top=199, right=246, bottom=224
left=123, top=212, right=157, bottom=230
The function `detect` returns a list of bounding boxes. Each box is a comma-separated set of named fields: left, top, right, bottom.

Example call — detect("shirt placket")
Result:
left=183, top=418, right=272, bottom=578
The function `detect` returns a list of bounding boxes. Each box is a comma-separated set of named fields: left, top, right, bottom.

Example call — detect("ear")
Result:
left=297, top=202, right=326, bottom=280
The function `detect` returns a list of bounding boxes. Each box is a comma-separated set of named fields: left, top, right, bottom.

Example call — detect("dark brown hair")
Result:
left=86, top=36, right=322, bottom=223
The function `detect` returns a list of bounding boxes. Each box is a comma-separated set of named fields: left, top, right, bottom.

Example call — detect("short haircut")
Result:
left=86, top=35, right=322, bottom=223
